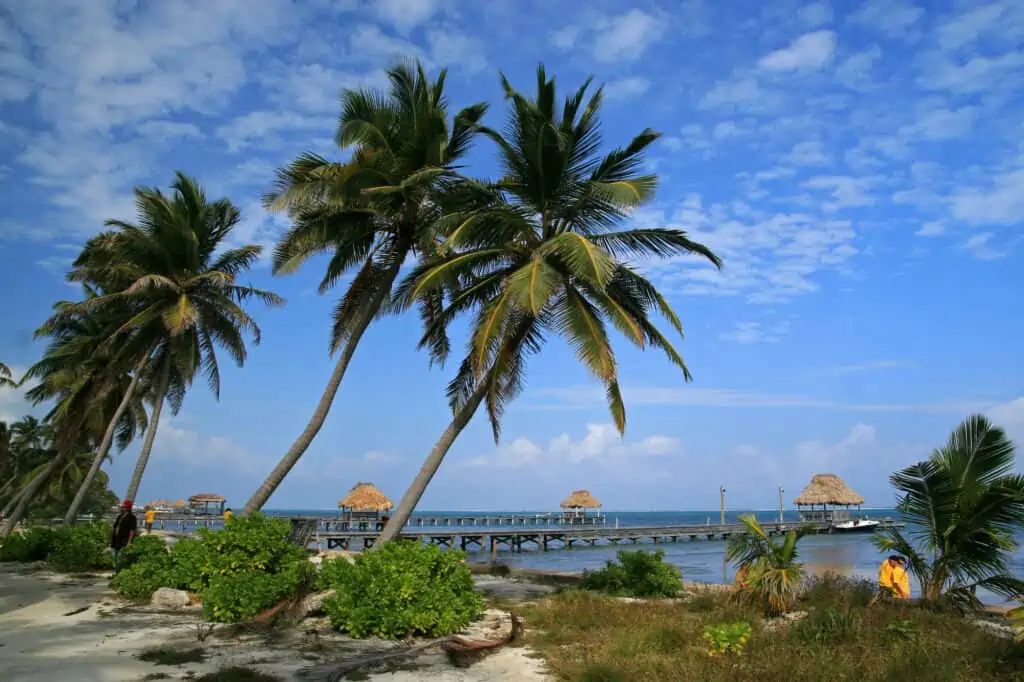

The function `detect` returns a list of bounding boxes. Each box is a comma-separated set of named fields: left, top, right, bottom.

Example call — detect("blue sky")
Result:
left=1, top=0, right=1022, bottom=512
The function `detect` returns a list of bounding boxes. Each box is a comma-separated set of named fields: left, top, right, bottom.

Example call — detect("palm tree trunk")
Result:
left=371, top=380, right=490, bottom=548
left=63, top=356, right=149, bottom=524
left=243, top=259, right=405, bottom=514
left=123, top=358, right=170, bottom=503
left=0, top=454, right=66, bottom=538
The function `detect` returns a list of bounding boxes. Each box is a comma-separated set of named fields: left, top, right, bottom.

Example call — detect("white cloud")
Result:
left=835, top=46, right=882, bottom=90
left=216, top=111, right=325, bottom=152
left=372, top=0, right=441, bottom=33
left=802, top=175, right=878, bottom=211
left=934, top=1, right=1022, bottom=51
left=757, top=31, right=836, bottom=71
left=795, top=423, right=876, bottom=472
left=719, top=321, right=791, bottom=344
left=919, top=52, right=1024, bottom=94
left=783, top=140, right=830, bottom=166
left=425, top=25, right=487, bottom=74
left=899, top=106, right=978, bottom=142
left=604, top=77, right=650, bottom=101
left=592, top=9, right=666, bottom=62
left=963, top=232, right=1006, bottom=260
left=465, top=424, right=678, bottom=470
left=136, top=120, right=202, bottom=139
left=811, top=361, right=908, bottom=376
left=0, top=365, right=38, bottom=424
left=987, top=397, right=1024, bottom=445
left=798, top=3, right=833, bottom=28
left=712, top=121, right=744, bottom=140
left=848, top=0, right=924, bottom=37
left=914, top=221, right=946, bottom=237
left=549, top=26, right=579, bottom=50
left=699, top=78, right=773, bottom=110
left=951, top=169, right=1024, bottom=225
left=364, top=449, right=401, bottom=465
left=157, top=419, right=265, bottom=475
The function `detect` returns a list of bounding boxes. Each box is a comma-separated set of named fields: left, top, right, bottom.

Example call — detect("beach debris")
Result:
left=969, top=619, right=1017, bottom=640
left=151, top=587, right=191, bottom=609
left=62, top=605, right=90, bottom=616
left=296, top=590, right=336, bottom=620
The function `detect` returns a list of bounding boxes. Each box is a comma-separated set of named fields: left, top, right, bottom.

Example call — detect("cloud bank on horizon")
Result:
left=0, top=0, right=1021, bottom=511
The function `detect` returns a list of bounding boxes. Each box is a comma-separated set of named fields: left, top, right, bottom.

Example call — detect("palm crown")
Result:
left=404, top=66, right=721, bottom=438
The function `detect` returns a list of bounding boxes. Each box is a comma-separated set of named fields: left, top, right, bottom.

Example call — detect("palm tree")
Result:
left=242, top=61, right=487, bottom=513
left=873, top=414, right=1024, bottom=608
left=726, top=514, right=809, bottom=617
left=1, top=174, right=280, bottom=537
left=373, top=66, right=721, bottom=546
left=0, top=363, right=17, bottom=389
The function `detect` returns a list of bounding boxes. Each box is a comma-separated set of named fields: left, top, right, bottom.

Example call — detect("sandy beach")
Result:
left=0, top=563, right=553, bottom=682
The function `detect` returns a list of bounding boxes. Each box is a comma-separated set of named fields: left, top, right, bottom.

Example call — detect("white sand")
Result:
left=0, top=564, right=551, bottom=681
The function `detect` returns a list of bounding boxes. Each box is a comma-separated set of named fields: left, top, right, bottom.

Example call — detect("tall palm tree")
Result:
left=873, top=414, right=1024, bottom=608
left=0, top=363, right=17, bottom=389
left=67, top=172, right=281, bottom=503
left=242, top=61, right=487, bottom=513
left=373, top=66, right=722, bottom=546
left=726, top=514, right=809, bottom=617
left=1, top=174, right=280, bottom=536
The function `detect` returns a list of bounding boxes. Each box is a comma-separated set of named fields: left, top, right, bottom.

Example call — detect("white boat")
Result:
left=833, top=518, right=880, bottom=533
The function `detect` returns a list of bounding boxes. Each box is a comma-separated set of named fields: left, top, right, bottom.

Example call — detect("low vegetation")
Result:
left=519, top=584, right=1024, bottom=682
left=580, top=550, right=683, bottom=598
left=0, top=523, right=112, bottom=572
left=318, top=540, right=483, bottom=639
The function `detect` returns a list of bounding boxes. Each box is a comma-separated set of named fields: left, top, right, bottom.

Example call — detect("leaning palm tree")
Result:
left=242, top=61, right=487, bottom=513
left=0, top=363, right=17, bottom=389
left=726, top=514, right=809, bottom=617
left=373, top=66, right=721, bottom=546
left=1, top=174, right=280, bottom=537
left=873, top=414, right=1024, bottom=608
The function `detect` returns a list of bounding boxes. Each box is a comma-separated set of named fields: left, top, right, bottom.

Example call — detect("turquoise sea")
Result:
left=270, top=508, right=1024, bottom=604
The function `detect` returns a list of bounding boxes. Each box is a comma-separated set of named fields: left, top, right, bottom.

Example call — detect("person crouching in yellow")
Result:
left=877, top=555, right=910, bottom=600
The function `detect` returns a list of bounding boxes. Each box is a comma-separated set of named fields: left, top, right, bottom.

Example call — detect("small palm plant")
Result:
left=727, top=514, right=809, bottom=617
left=0, top=363, right=17, bottom=389
left=873, top=414, right=1024, bottom=608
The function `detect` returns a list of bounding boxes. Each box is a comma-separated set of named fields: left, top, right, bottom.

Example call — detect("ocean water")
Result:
left=269, top=508, right=1024, bottom=604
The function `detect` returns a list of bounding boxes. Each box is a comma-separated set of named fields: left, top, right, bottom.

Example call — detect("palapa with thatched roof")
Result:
left=337, top=483, right=392, bottom=529
left=188, top=493, right=226, bottom=516
left=793, top=473, right=865, bottom=524
left=559, top=489, right=603, bottom=523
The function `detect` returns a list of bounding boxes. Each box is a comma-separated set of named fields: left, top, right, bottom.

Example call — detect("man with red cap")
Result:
left=111, top=500, right=138, bottom=572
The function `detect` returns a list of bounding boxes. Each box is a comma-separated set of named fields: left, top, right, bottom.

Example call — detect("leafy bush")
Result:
left=118, top=535, right=169, bottom=569
left=686, top=593, right=719, bottom=613
left=202, top=567, right=304, bottom=623
left=111, top=537, right=175, bottom=600
left=180, top=514, right=305, bottom=592
left=885, top=619, right=918, bottom=642
left=0, top=526, right=54, bottom=562
left=47, top=523, right=112, bottom=572
left=796, top=607, right=861, bottom=645
left=320, top=541, right=483, bottom=639
left=703, top=621, right=752, bottom=657
left=580, top=550, right=683, bottom=598
left=314, top=554, right=353, bottom=591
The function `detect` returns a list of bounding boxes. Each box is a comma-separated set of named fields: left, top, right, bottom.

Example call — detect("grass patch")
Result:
left=192, top=667, right=281, bottom=682
left=137, top=646, right=207, bottom=666
left=519, top=588, right=1024, bottom=682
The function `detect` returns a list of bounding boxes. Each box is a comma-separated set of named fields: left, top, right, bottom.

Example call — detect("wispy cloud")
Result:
left=810, top=360, right=910, bottom=377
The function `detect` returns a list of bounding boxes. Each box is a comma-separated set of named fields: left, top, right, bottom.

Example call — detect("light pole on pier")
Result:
left=778, top=486, right=785, bottom=524
left=720, top=485, right=727, bottom=526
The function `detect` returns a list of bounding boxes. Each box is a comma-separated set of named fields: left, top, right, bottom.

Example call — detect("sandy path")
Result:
left=0, top=564, right=551, bottom=681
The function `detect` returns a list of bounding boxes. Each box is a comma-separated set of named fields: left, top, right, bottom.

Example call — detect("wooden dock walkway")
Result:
left=313, top=519, right=906, bottom=552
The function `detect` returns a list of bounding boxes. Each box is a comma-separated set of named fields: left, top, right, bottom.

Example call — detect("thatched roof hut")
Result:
left=188, top=493, right=226, bottom=515
left=793, top=474, right=865, bottom=507
left=560, top=489, right=601, bottom=509
left=338, top=482, right=393, bottom=512
left=188, top=493, right=226, bottom=504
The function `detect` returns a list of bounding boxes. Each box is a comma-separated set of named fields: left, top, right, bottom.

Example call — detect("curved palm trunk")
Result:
left=63, top=357, right=149, bottom=524
left=243, top=259, right=405, bottom=514
left=0, top=454, right=66, bottom=538
left=123, top=359, right=170, bottom=503
left=372, top=380, right=490, bottom=548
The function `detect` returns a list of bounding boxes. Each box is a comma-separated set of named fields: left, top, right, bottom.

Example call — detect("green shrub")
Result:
left=111, top=537, right=176, bottom=600
left=202, top=568, right=303, bottom=623
left=580, top=550, right=683, bottom=598
left=801, top=572, right=876, bottom=608
left=686, top=592, right=719, bottom=613
left=320, top=540, right=483, bottom=639
left=0, top=527, right=54, bottom=562
left=796, top=606, right=861, bottom=645
left=119, top=535, right=169, bottom=569
left=314, top=555, right=353, bottom=592
left=703, top=621, right=752, bottom=657
left=181, top=514, right=305, bottom=592
left=47, top=523, right=112, bottom=572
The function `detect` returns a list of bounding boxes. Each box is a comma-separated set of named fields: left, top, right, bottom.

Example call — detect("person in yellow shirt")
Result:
left=144, top=506, right=156, bottom=534
left=877, top=555, right=910, bottom=601
left=223, top=507, right=233, bottom=522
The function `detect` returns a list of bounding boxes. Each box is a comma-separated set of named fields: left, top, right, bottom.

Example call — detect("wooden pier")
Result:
left=313, top=519, right=905, bottom=552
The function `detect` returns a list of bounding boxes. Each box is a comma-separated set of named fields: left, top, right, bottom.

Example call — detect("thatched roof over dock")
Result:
left=338, top=482, right=393, bottom=512
left=188, top=493, right=226, bottom=503
left=793, top=474, right=864, bottom=506
left=560, top=489, right=601, bottom=509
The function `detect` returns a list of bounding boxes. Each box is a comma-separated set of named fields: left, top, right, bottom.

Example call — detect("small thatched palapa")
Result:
left=188, top=493, right=226, bottom=503
left=560, top=489, right=601, bottom=509
left=793, top=474, right=865, bottom=507
left=338, top=482, right=393, bottom=512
